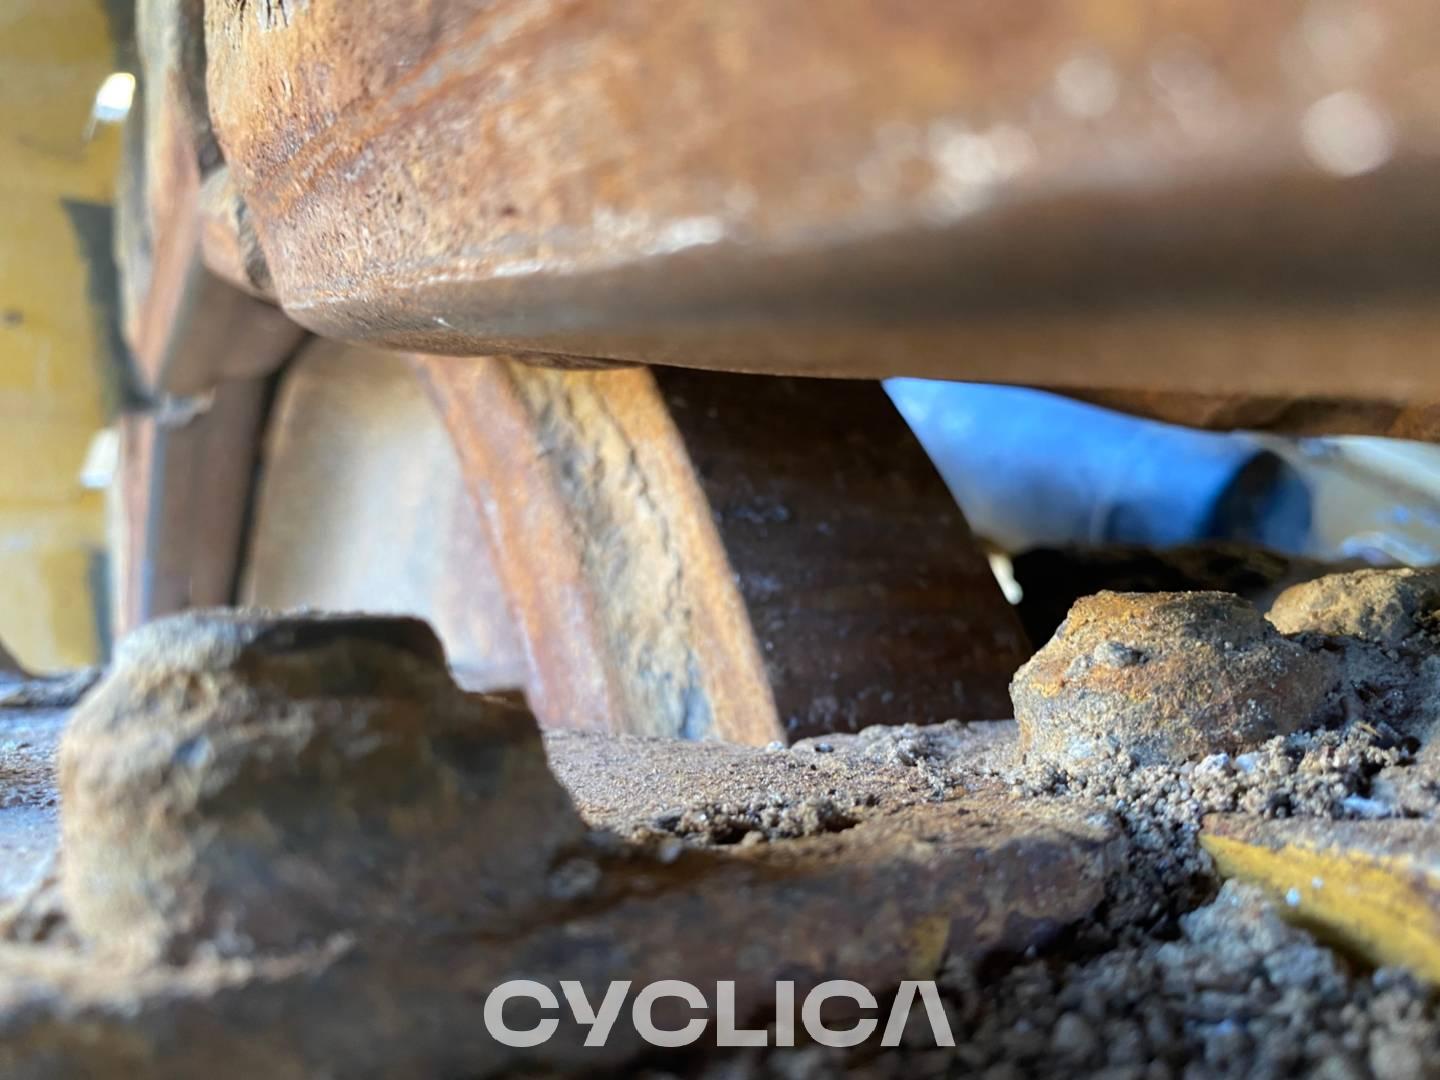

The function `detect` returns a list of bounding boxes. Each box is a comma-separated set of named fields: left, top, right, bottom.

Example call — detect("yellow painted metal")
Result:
left=0, top=0, right=123, bottom=668
left=1203, top=823, right=1440, bottom=984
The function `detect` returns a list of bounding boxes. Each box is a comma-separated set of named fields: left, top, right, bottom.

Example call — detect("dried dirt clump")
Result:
left=1268, top=567, right=1440, bottom=647
left=1269, top=567, right=1440, bottom=742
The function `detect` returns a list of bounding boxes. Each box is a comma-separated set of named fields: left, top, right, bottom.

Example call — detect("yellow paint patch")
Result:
left=1202, top=832, right=1440, bottom=984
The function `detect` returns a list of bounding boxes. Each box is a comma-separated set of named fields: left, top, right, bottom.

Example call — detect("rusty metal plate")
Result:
left=0, top=616, right=1124, bottom=1073
left=208, top=0, right=1440, bottom=400
left=1069, top=389, right=1440, bottom=440
left=418, top=357, right=1026, bottom=742
left=417, top=356, right=785, bottom=744
left=121, top=0, right=302, bottom=398
left=653, top=367, right=1029, bottom=738
left=111, top=380, right=268, bottom=635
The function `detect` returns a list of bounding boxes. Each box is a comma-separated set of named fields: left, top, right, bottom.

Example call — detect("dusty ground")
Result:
left=0, top=709, right=63, bottom=900
left=560, top=721, right=1440, bottom=1079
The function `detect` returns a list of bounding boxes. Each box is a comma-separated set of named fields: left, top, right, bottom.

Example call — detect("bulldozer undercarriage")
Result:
left=2, top=1, right=1440, bottom=1075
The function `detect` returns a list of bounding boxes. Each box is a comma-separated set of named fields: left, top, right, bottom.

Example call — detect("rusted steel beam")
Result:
left=121, top=0, right=302, bottom=399
left=416, top=357, right=1027, bottom=742
left=118, top=0, right=213, bottom=360
left=652, top=367, right=1028, bottom=738
left=417, top=357, right=786, bottom=744
left=198, top=165, right=277, bottom=302
left=111, top=381, right=268, bottom=635
left=110, top=0, right=308, bottom=637
left=1069, top=390, right=1440, bottom=441
left=207, top=0, right=1440, bottom=401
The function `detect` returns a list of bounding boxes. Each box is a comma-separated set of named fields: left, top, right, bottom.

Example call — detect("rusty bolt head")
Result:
left=1012, top=591, right=1335, bottom=767
left=59, top=610, right=583, bottom=964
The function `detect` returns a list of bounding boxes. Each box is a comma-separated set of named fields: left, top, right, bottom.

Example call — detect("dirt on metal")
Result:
left=0, top=611, right=1123, bottom=1077
left=0, top=570, right=1438, bottom=1076
left=1011, top=591, right=1337, bottom=766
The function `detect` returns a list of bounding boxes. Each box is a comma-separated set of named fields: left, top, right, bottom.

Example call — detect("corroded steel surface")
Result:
left=1069, top=390, right=1440, bottom=441
left=416, top=355, right=786, bottom=745
left=112, top=381, right=268, bottom=633
left=208, top=0, right=1440, bottom=399
left=0, top=612, right=1122, bottom=1075
left=123, top=0, right=301, bottom=397
left=417, top=357, right=1026, bottom=742
left=654, top=367, right=1029, bottom=738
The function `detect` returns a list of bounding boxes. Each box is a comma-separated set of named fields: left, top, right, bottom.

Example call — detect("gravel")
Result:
left=629, top=713, right=1440, bottom=1079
